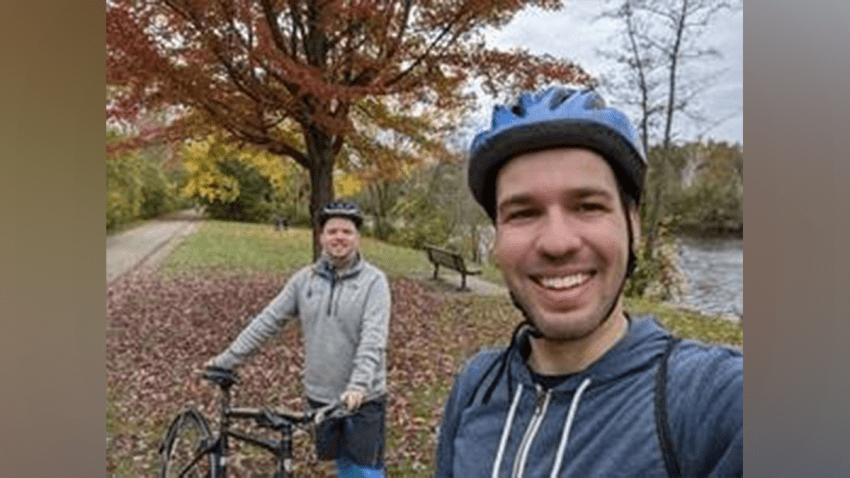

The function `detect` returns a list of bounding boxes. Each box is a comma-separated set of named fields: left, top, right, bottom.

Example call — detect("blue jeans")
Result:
left=308, top=397, right=386, bottom=477
left=336, top=456, right=384, bottom=477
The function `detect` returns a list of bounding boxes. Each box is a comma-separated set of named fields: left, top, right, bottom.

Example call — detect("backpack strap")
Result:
left=655, top=337, right=682, bottom=478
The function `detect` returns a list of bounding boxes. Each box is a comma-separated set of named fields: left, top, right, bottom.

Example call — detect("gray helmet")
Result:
left=319, top=202, right=363, bottom=229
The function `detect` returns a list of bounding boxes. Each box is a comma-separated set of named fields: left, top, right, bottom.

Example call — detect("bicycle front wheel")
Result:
left=160, top=408, right=217, bottom=478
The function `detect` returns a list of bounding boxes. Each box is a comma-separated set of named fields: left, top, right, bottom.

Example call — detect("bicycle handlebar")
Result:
left=201, top=365, right=384, bottom=431
left=227, top=401, right=349, bottom=432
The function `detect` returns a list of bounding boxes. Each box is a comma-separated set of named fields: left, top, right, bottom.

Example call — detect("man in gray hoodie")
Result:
left=436, top=87, right=742, bottom=477
left=207, top=201, right=391, bottom=478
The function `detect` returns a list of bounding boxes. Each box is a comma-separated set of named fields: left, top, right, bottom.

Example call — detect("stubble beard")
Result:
left=328, top=246, right=357, bottom=270
left=521, top=290, right=620, bottom=343
left=510, top=263, right=629, bottom=344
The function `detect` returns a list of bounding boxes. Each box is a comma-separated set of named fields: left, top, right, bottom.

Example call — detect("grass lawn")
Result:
left=108, top=220, right=742, bottom=477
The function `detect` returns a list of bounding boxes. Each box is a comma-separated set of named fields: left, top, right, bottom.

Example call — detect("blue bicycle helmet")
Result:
left=468, top=87, right=647, bottom=220
left=319, top=201, right=363, bottom=229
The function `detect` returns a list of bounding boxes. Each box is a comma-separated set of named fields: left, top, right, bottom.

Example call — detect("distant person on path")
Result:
left=435, top=88, right=742, bottom=477
left=207, top=201, right=391, bottom=478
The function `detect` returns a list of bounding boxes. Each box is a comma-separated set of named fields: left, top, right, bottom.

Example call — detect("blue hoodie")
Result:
left=435, top=317, right=742, bottom=478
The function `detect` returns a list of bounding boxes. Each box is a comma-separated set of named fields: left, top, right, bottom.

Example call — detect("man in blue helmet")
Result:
left=207, top=202, right=391, bottom=478
left=435, top=88, right=742, bottom=477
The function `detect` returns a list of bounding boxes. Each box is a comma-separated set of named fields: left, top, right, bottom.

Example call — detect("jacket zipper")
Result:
left=512, top=384, right=551, bottom=477
left=326, top=271, right=337, bottom=315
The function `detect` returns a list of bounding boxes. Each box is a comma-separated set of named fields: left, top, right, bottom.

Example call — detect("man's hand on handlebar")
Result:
left=341, top=388, right=365, bottom=411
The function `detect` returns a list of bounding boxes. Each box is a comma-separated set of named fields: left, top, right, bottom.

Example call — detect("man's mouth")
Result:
left=535, top=272, right=592, bottom=290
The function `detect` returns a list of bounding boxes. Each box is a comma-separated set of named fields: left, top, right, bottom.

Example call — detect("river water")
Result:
left=676, top=236, right=743, bottom=317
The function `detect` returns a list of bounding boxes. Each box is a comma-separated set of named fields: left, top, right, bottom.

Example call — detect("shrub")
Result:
left=137, top=159, right=176, bottom=219
left=201, top=159, right=276, bottom=223
left=625, top=219, right=687, bottom=302
left=388, top=214, right=450, bottom=250
left=672, top=179, right=743, bottom=236
left=107, top=152, right=183, bottom=231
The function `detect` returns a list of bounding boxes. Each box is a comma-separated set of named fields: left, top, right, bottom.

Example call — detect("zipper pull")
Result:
left=534, top=384, right=547, bottom=414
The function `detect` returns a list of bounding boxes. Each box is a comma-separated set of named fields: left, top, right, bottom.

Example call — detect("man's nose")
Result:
left=536, top=211, right=581, bottom=259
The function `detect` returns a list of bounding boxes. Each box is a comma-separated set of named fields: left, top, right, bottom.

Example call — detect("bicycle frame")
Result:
left=164, top=368, right=342, bottom=478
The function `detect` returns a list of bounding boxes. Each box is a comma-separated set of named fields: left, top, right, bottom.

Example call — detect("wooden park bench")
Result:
left=423, top=244, right=481, bottom=291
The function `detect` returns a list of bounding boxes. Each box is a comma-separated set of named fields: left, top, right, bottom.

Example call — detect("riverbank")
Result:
left=675, top=225, right=743, bottom=238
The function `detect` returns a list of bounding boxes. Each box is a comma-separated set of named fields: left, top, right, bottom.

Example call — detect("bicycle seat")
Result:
left=202, top=366, right=239, bottom=388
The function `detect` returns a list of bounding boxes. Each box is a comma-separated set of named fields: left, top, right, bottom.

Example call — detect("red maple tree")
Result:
left=106, top=0, right=592, bottom=256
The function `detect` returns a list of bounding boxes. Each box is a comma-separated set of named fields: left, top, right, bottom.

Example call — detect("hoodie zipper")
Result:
left=511, top=384, right=551, bottom=477
left=326, top=270, right=337, bottom=315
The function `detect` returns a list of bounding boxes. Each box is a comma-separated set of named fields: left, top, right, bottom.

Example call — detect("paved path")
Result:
left=106, top=209, right=204, bottom=285
left=411, top=269, right=509, bottom=297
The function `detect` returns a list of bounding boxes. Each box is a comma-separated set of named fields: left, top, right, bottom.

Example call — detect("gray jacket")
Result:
left=210, top=253, right=391, bottom=403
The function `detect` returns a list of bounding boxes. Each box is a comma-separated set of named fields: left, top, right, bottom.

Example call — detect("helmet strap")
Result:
left=509, top=292, right=544, bottom=338
left=624, top=200, right=637, bottom=278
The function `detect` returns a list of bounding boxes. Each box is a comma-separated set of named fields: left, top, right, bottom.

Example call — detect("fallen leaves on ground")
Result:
left=106, top=268, right=520, bottom=477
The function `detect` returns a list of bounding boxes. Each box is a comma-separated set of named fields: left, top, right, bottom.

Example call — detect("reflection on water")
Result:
left=677, top=237, right=743, bottom=317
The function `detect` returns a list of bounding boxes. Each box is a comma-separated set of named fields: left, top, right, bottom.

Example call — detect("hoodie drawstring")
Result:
left=482, top=321, right=531, bottom=404
left=549, top=377, right=592, bottom=478
left=490, top=387, right=524, bottom=478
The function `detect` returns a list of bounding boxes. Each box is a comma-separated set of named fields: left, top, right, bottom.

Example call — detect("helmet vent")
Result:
left=585, top=93, right=606, bottom=110
left=548, top=88, right=573, bottom=109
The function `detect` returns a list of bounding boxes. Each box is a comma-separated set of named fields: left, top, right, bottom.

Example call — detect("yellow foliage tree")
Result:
left=180, top=136, right=294, bottom=204
left=334, top=172, right=364, bottom=199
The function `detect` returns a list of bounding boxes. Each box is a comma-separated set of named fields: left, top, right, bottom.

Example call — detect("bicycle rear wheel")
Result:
left=160, top=408, right=216, bottom=478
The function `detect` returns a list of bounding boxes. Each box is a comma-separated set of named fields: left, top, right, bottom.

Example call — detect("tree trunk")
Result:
left=663, top=0, right=689, bottom=149
left=471, top=223, right=479, bottom=263
left=306, top=127, right=336, bottom=261
left=642, top=148, right=671, bottom=262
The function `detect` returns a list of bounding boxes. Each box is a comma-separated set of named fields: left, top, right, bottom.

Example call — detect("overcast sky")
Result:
left=481, top=1, right=744, bottom=146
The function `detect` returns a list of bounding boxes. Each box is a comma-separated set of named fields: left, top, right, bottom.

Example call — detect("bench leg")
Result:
left=460, top=273, right=467, bottom=291
left=433, top=264, right=439, bottom=280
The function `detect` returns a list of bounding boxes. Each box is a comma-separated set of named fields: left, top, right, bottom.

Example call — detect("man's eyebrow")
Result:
left=496, top=193, right=538, bottom=213
left=497, top=187, right=615, bottom=211
left=572, top=187, right=616, bottom=200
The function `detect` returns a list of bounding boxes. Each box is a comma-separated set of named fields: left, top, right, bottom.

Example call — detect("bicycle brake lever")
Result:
left=313, top=402, right=343, bottom=425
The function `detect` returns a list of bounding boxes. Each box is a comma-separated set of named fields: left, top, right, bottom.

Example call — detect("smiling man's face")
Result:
left=320, top=217, right=360, bottom=264
left=493, top=147, right=638, bottom=343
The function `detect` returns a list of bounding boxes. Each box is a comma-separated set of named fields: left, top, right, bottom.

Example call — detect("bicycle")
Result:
left=159, top=367, right=355, bottom=478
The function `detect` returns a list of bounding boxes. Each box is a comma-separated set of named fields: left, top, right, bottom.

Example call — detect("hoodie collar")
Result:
left=314, top=252, right=363, bottom=279
left=507, top=316, right=673, bottom=391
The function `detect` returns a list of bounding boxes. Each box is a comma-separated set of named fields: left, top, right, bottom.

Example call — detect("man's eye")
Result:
left=578, top=202, right=606, bottom=212
left=505, top=209, right=538, bottom=221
